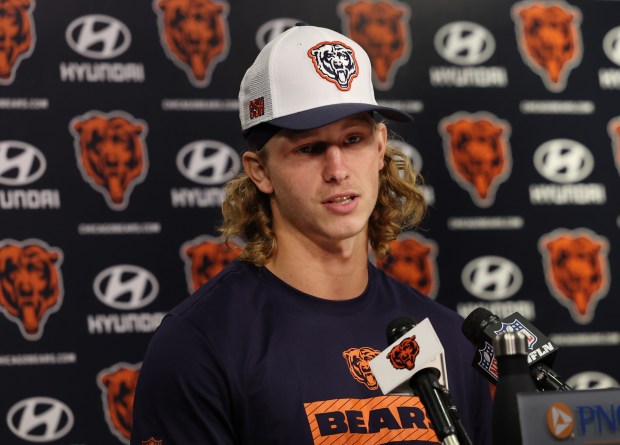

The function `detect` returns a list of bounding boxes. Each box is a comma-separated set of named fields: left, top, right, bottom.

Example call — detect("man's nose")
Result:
left=322, top=145, right=349, bottom=183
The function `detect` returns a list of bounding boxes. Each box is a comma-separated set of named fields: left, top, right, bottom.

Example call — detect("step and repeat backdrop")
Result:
left=1, top=0, right=620, bottom=443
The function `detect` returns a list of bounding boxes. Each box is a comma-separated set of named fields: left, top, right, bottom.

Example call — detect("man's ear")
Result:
left=242, top=151, right=273, bottom=194
left=376, top=122, right=388, bottom=170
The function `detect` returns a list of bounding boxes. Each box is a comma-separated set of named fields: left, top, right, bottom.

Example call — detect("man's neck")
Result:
left=265, top=240, right=370, bottom=301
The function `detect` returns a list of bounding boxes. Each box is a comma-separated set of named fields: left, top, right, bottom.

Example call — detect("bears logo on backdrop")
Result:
left=539, top=228, right=610, bottom=324
left=70, top=111, right=148, bottom=211
left=387, top=336, right=420, bottom=371
left=375, top=233, right=439, bottom=299
left=342, top=347, right=381, bottom=390
left=339, top=0, right=411, bottom=90
left=308, top=41, right=359, bottom=91
left=154, top=0, right=230, bottom=88
left=439, top=112, right=512, bottom=208
left=0, top=0, right=36, bottom=85
left=512, top=1, right=582, bottom=93
left=0, top=239, right=63, bottom=341
left=608, top=116, right=620, bottom=173
left=180, top=235, right=243, bottom=292
left=97, top=362, right=141, bottom=444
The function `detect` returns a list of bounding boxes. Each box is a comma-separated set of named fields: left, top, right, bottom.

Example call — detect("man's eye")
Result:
left=298, top=145, right=315, bottom=154
left=345, top=135, right=362, bottom=144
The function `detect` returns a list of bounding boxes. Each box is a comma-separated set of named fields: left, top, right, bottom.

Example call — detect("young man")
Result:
left=131, top=25, right=492, bottom=445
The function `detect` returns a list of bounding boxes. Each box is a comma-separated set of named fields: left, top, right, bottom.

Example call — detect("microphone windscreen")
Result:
left=386, top=315, right=416, bottom=344
left=461, top=307, right=499, bottom=346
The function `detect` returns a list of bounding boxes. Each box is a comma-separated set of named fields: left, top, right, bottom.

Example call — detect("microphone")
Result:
left=370, top=316, right=472, bottom=445
left=461, top=307, right=572, bottom=391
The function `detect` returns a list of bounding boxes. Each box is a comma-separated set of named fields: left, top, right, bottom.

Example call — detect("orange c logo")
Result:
left=547, top=402, right=574, bottom=440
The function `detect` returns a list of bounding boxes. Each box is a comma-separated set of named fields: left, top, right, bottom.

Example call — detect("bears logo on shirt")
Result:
left=387, top=336, right=420, bottom=371
left=0, top=0, right=36, bottom=85
left=339, top=0, right=411, bottom=90
left=512, top=1, right=582, bottom=92
left=539, top=228, right=610, bottom=324
left=154, top=0, right=230, bottom=88
left=0, top=239, right=63, bottom=341
left=342, top=347, right=381, bottom=390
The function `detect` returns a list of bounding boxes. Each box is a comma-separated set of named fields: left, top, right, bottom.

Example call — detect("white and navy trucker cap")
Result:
left=239, top=24, right=412, bottom=149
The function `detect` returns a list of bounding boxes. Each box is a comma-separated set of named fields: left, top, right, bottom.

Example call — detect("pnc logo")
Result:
left=533, top=139, right=594, bottom=184
left=339, top=0, right=411, bottom=90
left=176, top=140, right=240, bottom=185
left=65, top=14, right=131, bottom=59
left=7, top=396, right=74, bottom=442
left=93, top=265, right=159, bottom=310
left=0, top=141, right=46, bottom=186
left=255, top=17, right=300, bottom=49
left=547, top=402, right=574, bottom=440
left=603, top=26, right=620, bottom=66
left=434, top=21, right=495, bottom=66
left=0, top=0, right=36, bottom=85
left=98, top=362, right=141, bottom=444
left=512, top=1, right=582, bottom=92
left=461, top=256, right=523, bottom=301
left=154, top=0, right=230, bottom=88
left=539, top=228, right=609, bottom=324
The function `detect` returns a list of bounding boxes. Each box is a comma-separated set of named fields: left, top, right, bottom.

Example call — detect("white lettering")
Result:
left=429, top=66, right=508, bottom=87
left=87, top=313, right=166, bottom=334
left=59, top=62, right=145, bottom=83
left=0, top=189, right=61, bottom=209
left=529, top=184, right=607, bottom=205
left=170, top=187, right=226, bottom=208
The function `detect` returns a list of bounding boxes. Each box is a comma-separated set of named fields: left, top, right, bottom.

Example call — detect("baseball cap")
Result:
left=239, top=24, right=412, bottom=149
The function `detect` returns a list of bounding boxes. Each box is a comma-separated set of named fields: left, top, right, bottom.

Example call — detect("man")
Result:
left=131, top=24, right=492, bottom=444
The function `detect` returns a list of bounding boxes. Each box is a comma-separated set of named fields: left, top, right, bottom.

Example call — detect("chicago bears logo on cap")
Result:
left=308, top=41, right=359, bottom=91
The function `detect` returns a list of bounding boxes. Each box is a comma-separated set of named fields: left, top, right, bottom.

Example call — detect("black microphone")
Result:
left=461, top=307, right=572, bottom=391
left=386, top=316, right=472, bottom=445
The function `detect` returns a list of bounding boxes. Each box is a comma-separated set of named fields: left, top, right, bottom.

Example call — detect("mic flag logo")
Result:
left=512, top=1, right=582, bottom=93
left=494, top=319, right=537, bottom=350
left=308, top=41, right=359, bottom=91
left=387, top=336, right=420, bottom=371
left=477, top=341, right=498, bottom=380
left=342, top=347, right=381, bottom=390
left=180, top=235, right=243, bottom=292
left=154, top=0, right=230, bottom=88
left=97, top=362, right=141, bottom=444
left=339, top=0, right=411, bottom=91
left=375, top=234, right=439, bottom=299
left=547, top=402, right=574, bottom=440
left=70, top=111, right=149, bottom=211
left=439, top=112, right=512, bottom=208
left=0, top=239, right=64, bottom=341
left=539, top=228, right=610, bottom=324
left=0, top=0, right=36, bottom=85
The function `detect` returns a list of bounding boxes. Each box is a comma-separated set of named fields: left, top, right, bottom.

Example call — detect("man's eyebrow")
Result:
left=281, top=116, right=373, bottom=143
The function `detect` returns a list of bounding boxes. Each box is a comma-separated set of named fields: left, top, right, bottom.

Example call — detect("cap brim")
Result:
left=268, top=103, right=413, bottom=131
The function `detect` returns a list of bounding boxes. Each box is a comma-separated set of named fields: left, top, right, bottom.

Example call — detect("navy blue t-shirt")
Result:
left=131, top=260, right=492, bottom=444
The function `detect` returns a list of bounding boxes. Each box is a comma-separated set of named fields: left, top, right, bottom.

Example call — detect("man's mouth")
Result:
left=326, top=195, right=356, bottom=204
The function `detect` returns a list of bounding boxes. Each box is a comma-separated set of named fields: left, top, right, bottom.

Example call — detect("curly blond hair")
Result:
left=219, top=133, right=426, bottom=267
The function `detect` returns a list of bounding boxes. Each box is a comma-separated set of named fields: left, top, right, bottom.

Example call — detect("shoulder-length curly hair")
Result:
left=219, top=127, right=426, bottom=267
